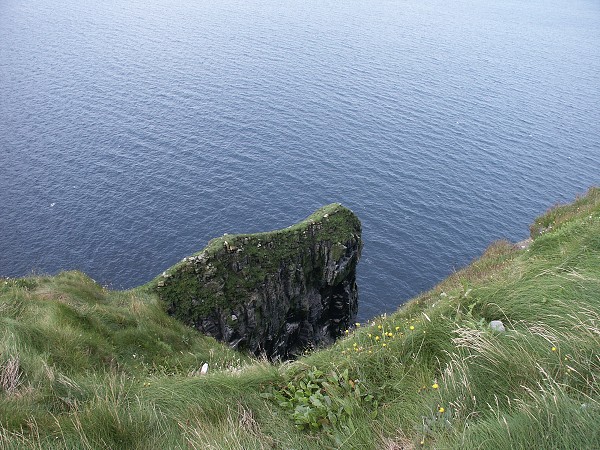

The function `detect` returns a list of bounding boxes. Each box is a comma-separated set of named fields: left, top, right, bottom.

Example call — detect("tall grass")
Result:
left=1, top=188, right=599, bottom=448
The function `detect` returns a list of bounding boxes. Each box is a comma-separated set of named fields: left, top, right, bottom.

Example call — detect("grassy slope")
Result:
left=1, top=188, right=599, bottom=449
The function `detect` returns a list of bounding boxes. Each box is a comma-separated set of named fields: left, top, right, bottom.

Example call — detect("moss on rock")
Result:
left=151, top=204, right=362, bottom=359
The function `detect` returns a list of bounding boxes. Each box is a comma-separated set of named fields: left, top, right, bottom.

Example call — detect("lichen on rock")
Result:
left=152, top=203, right=362, bottom=360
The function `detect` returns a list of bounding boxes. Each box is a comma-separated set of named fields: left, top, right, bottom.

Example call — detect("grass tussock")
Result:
left=1, top=187, right=599, bottom=449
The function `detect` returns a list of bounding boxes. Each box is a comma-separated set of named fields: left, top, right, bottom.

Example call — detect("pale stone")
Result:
left=490, top=320, right=506, bottom=332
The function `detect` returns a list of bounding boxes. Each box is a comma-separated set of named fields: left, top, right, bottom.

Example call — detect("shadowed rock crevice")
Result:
left=152, top=204, right=362, bottom=360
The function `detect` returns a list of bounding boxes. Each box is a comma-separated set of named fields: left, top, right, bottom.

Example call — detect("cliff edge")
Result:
left=152, top=203, right=362, bottom=359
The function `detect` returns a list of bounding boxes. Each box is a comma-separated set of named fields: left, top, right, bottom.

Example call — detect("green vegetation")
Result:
left=1, top=188, right=599, bottom=449
left=267, top=366, right=378, bottom=440
left=150, top=202, right=361, bottom=319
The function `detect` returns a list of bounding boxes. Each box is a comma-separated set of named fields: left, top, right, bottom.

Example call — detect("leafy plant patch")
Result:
left=266, top=367, right=377, bottom=433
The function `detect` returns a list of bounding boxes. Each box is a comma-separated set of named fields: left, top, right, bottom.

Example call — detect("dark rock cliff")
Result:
left=152, top=204, right=362, bottom=360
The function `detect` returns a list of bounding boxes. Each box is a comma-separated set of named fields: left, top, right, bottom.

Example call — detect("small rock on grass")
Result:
left=489, top=320, right=505, bottom=332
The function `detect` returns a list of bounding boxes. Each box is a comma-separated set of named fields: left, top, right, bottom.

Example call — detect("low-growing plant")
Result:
left=266, top=367, right=377, bottom=434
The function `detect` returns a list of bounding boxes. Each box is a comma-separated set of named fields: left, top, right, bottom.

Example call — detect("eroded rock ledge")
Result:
left=152, top=204, right=362, bottom=360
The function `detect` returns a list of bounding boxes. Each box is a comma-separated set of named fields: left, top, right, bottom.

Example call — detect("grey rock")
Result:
left=490, top=320, right=506, bottom=332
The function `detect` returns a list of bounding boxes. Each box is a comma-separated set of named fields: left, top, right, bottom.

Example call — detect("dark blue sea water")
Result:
left=1, top=0, right=599, bottom=320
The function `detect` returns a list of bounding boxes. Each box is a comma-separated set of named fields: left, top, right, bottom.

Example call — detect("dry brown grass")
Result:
left=1, top=355, right=21, bottom=395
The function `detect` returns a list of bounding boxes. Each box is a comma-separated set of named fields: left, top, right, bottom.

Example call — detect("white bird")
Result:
left=200, top=363, right=209, bottom=375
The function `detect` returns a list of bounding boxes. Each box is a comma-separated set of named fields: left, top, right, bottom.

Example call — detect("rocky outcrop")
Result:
left=152, top=204, right=362, bottom=360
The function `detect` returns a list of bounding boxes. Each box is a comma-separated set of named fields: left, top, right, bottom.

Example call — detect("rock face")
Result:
left=153, top=204, right=362, bottom=360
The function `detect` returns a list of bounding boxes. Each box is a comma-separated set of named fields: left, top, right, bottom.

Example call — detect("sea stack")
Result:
left=153, top=203, right=362, bottom=360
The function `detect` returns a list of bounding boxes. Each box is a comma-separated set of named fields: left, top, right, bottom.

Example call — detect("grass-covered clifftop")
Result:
left=1, top=188, right=599, bottom=449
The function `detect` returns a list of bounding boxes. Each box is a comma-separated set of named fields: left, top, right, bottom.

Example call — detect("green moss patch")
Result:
left=152, top=203, right=362, bottom=319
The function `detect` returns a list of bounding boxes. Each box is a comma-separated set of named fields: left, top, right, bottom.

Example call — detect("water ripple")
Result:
left=1, top=0, right=599, bottom=320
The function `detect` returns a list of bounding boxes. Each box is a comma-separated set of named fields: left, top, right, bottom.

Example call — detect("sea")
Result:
left=1, top=0, right=599, bottom=320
